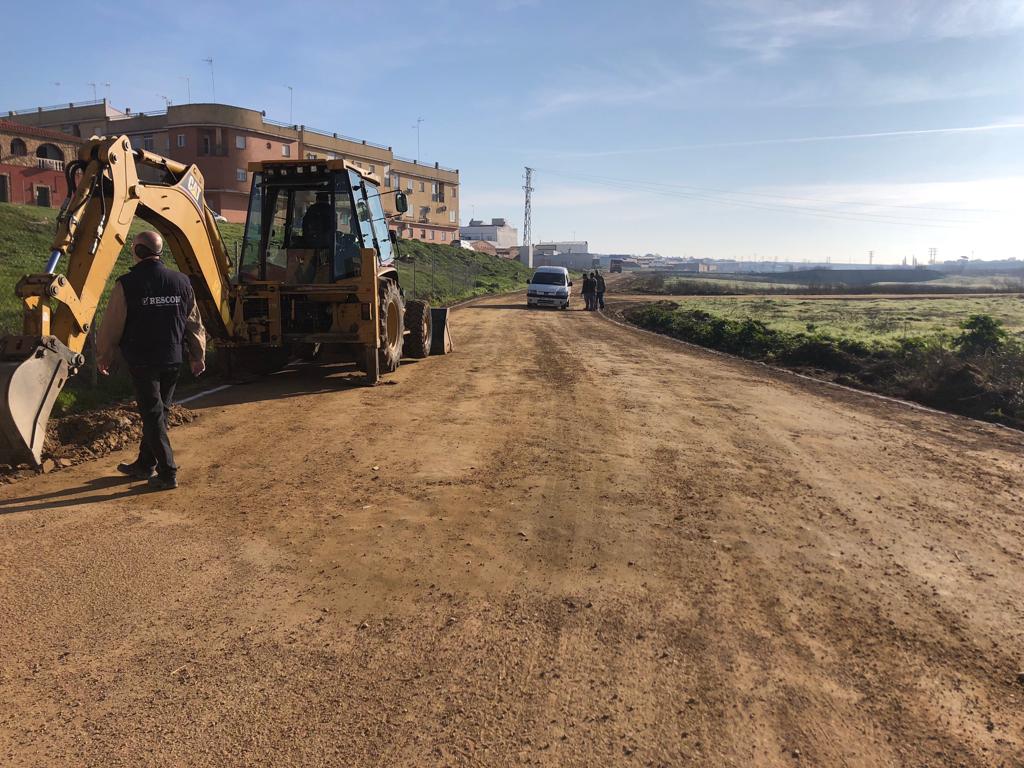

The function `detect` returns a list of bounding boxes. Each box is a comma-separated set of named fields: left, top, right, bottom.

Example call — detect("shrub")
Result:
left=954, top=314, right=1007, bottom=355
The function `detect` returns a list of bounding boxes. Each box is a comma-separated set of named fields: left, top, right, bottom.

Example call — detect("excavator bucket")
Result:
left=0, top=336, right=82, bottom=467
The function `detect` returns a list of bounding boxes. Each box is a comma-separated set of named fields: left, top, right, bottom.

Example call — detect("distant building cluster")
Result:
left=3, top=99, right=460, bottom=243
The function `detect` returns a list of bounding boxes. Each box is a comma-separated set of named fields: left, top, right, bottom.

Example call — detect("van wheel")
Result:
left=404, top=299, right=432, bottom=359
left=378, top=280, right=404, bottom=373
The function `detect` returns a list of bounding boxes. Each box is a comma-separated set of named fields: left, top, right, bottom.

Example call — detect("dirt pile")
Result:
left=0, top=404, right=195, bottom=483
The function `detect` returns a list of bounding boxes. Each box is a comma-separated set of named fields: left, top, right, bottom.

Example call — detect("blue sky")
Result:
left=5, top=0, right=1024, bottom=262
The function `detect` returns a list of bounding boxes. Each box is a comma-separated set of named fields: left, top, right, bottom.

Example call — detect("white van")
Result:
left=526, top=266, right=572, bottom=309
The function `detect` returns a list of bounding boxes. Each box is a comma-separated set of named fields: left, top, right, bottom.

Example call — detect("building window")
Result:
left=201, top=136, right=211, bottom=155
left=235, top=135, right=246, bottom=150
left=429, top=230, right=435, bottom=240
left=391, top=173, right=399, bottom=188
left=420, top=229, right=426, bottom=239
left=452, top=187, right=457, bottom=199
left=10, top=138, right=27, bottom=157
left=406, top=178, right=413, bottom=192
left=449, top=210, right=457, bottom=223
left=281, top=144, right=291, bottom=157
left=440, top=231, right=447, bottom=241
left=177, top=133, right=186, bottom=148
left=143, top=135, right=154, bottom=151
left=306, top=152, right=316, bottom=160
left=419, top=181, right=425, bottom=193
left=236, top=168, right=247, bottom=182
left=369, top=164, right=375, bottom=173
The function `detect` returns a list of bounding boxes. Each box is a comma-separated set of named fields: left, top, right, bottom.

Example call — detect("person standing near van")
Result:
left=582, top=272, right=596, bottom=310
left=595, top=270, right=607, bottom=310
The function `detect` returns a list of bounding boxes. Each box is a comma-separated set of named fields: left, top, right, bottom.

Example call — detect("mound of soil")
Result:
left=0, top=405, right=196, bottom=483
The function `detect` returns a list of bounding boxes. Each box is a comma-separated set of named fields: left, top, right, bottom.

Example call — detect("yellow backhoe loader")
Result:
left=0, top=135, right=450, bottom=467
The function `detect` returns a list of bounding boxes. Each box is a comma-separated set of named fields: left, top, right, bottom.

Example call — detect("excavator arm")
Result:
left=0, top=135, right=235, bottom=466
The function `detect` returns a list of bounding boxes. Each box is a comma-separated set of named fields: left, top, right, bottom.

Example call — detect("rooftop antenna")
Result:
left=203, top=57, right=215, bottom=101
left=412, top=117, right=424, bottom=162
left=88, top=82, right=97, bottom=100
left=158, top=94, right=172, bottom=108
left=182, top=75, right=191, bottom=104
left=287, top=85, right=293, bottom=123
left=104, top=82, right=111, bottom=103
left=868, top=250, right=874, bottom=265
left=523, top=166, right=534, bottom=268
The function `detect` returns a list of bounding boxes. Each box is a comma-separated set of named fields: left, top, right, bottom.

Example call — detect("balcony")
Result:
left=36, top=158, right=65, bottom=172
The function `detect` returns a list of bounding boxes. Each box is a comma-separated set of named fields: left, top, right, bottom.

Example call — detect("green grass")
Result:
left=394, top=239, right=531, bottom=306
left=0, top=202, right=246, bottom=334
left=625, top=301, right=1024, bottom=428
left=663, top=295, right=1024, bottom=344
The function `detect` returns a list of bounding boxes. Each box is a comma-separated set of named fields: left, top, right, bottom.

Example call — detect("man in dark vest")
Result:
left=97, top=231, right=206, bottom=490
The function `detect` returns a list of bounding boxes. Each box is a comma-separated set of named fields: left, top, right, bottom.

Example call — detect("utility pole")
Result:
left=523, top=167, right=534, bottom=268
left=412, top=117, right=424, bottom=162
left=203, top=57, right=215, bottom=101
left=868, top=250, right=874, bottom=265
left=928, top=247, right=937, bottom=265
left=287, top=85, right=293, bottom=123
left=183, top=75, right=191, bottom=104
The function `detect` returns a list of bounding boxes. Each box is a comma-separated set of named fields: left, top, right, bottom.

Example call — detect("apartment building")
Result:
left=0, top=120, right=82, bottom=206
left=4, top=100, right=460, bottom=241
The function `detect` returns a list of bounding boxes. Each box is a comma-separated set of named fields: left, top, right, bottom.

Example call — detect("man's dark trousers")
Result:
left=129, top=364, right=180, bottom=478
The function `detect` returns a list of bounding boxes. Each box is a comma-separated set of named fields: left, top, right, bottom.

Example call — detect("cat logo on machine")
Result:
left=180, top=170, right=204, bottom=214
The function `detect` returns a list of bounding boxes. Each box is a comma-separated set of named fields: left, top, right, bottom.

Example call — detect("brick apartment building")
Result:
left=0, top=120, right=83, bottom=207
left=4, top=100, right=460, bottom=242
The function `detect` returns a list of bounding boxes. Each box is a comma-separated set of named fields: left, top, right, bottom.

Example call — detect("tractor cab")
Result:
left=237, top=160, right=403, bottom=285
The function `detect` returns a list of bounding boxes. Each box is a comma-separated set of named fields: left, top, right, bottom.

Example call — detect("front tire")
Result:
left=378, top=280, right=404, bottom=374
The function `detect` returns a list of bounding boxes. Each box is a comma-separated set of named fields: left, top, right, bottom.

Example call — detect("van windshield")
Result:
left=531, top=272, right=566, bottom=285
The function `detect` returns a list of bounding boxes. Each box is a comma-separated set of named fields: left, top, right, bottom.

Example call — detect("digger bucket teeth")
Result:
left=0, top=336, right=81, bottom=467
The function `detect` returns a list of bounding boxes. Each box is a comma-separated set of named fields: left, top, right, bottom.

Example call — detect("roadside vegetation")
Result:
left=624, top=300, right=1024, bottom=428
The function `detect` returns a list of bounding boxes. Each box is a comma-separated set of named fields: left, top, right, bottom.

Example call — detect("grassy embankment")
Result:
left=0, top=202, right=529, bottom=413
left=625, top=299, right=1024, bottom=428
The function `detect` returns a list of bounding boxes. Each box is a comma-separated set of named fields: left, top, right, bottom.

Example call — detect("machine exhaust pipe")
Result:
left=0, top=336, right=83, bottom=467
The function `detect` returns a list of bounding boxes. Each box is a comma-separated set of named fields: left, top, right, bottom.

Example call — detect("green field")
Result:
left=668, top=295, right=1024, bottom=343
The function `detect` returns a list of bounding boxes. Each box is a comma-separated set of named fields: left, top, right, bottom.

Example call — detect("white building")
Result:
left=536, top=240, right=589, bottom=255
left=459, top=218, right=518, bottom=248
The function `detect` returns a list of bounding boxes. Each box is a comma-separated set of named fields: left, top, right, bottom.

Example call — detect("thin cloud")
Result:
left=532, top=122, right=1024, bottom=159
left=714, top=0, right=1024, bottom=59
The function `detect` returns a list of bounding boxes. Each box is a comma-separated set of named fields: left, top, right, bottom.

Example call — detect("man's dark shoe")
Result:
left=147, top=474, right=178, bottom=491
left=117, top=461, right=155, bottom=480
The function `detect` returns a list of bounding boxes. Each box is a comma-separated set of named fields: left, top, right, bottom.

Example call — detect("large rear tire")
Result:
left=403, top=299, right=432, bottom=359
left=378, top=280, right=404, bottom=374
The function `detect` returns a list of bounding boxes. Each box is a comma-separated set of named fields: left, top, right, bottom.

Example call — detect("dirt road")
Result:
left=2, top=293, right=1023, bottom=767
